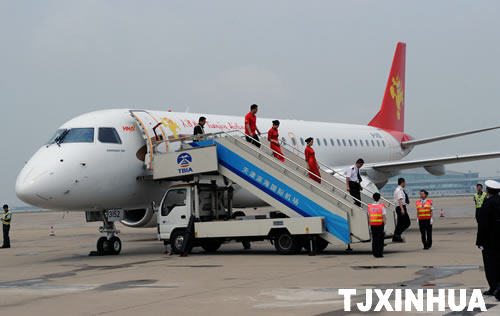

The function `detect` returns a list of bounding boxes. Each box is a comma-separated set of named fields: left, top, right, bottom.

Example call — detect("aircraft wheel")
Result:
left=107, top=236, right=122, bottom=255
left=97, top=236, right=107, bottom=254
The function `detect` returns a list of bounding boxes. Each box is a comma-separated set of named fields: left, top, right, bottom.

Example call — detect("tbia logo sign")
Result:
left=338, top=288, right=486, bottom=312
left=177, top=153, right=193, bottom=174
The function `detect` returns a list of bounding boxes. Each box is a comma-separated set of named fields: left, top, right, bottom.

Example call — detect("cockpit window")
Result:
left=47, top=128, right=94, bottom=144
left=98, top=127, right=122, bottom=144
left=47, top=129, right=66, bottom=144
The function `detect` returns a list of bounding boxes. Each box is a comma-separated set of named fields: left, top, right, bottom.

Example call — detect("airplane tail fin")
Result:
left=368, top=42, right=406, bottom=132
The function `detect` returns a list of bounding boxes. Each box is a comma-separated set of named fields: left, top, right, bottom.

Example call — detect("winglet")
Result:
left=368, top=42, right=406, bottom=132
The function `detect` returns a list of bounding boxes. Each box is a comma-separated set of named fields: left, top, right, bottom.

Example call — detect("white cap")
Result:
left=485, top=180, right=500, bottom=190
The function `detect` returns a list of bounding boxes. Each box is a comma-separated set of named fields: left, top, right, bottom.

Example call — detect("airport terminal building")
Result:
left=380, top=169, right=500, bottom=197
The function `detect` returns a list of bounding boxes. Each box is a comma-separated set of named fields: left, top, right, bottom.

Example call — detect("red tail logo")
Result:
left=368, top=42, right=406, bottom=132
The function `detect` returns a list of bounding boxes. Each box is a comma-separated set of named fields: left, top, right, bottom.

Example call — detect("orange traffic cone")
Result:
left=49, top=226, right=55, bottom=236
left=440, top=209, right=444, bottom=218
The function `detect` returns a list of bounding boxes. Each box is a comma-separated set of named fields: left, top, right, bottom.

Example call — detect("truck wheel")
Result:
left=274, top=232, right=301, bottom=255
left=170, top=230, right=192, bottom=254
left=303, top=237, right=329, bottom=253
left=201, top=239, right=222, bottom=252
left=316, top=238, right=329, bottom=252
left=231, top=211, right=246, bottom=219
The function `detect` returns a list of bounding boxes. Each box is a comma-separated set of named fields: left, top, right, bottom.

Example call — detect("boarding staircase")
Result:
left=260, top=138, right=397, bottom=236
left=146, top=130, right=400, bottom=246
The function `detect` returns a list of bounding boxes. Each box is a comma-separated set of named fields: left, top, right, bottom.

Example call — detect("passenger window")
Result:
left=291, top=137, right=297, bottom=146
left=365, top=140, right=370, bottom=146
left=323, top=138, right=327, bottom=146
left=61, top=128, right=94, bottom=143
left=348, top=139, right=352, bottom=146
left=98, top=127, right=122, bottom=144
left=316, top=138, right=321, bottom=146
left=161, top=189, right=186, bottom=216
left=281, top=137, right=286, bottom=144
left=337, top=139, right=342, bottom=146
left=300, top=137, right=305, bottom=146
left=359, top=139, right=363, bottom=146
left=342, top=139, right=346, bottom=146
left=382, top=140, right=386, bottom=147
left=330, top=138, right=335, bottom=146
left=376, top=140, right=380, bottom=146
left=371, top=140, right=375, bottom=146
left=353, top=139, right=357, bottom=146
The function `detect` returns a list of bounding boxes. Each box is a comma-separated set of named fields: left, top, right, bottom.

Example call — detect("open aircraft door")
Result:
left=130, top=110, right=169, bottom=170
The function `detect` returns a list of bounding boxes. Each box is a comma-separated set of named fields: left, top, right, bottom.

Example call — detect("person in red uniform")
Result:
left=267, top=120, right=285, bottom=162
left=245, top=104, right=261, bottom=148
left=304, top=137, right=321, bottom=183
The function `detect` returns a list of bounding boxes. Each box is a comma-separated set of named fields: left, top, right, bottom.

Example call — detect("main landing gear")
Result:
left=93, top=211, right=122, bottom=255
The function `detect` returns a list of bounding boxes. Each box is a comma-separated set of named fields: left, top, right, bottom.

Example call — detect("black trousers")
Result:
left=475, top=208, right=481, bottom=223
left=394, top=205, right=410, bottom=236
left=2, top=224, right=10, bottom=247
left=245, top=134, right=261, bottom=148
left=418, top=219, right=432, bottom=248
left=371, top=225, right=384, bottom=257
left=482, top=249, right=500, bottom=292
left=349, top=181, right=361, bottom=207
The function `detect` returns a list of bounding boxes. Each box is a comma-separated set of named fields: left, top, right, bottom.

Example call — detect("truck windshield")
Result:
left=161, top=189, right=187, bottom=216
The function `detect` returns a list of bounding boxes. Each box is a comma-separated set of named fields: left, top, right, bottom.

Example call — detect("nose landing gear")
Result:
left=91, top=211, right=122, bottom=256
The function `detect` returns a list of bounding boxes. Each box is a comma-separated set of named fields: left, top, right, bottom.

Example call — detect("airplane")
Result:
left=15, top=42, right=500, bottom=254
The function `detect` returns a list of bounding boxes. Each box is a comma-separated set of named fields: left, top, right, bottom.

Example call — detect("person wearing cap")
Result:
left=267, top=120, right=285, bottom=162
left=476, top=180, right=500, bottom=299
left=2, top=204, right=12, bottom=248
left=416, top=190, right=433, bottom=250
left=244, top=104, right=261, bottom=148
left=193, top=116, right=206, bottom=142
left=304, top=138, right=321, bottom=183
left=474, top=183, right=487, bottom=223
left=346, top=158, right=364, bottom=207
left=368, top=193, right=386, bottom=258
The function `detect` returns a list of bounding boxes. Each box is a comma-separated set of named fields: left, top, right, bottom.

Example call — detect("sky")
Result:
left=1, top=0, right=500, bottom=206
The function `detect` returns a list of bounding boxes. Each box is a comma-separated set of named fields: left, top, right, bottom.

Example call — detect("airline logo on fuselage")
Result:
left=161, top=117, right=181, bottom=138
left=177, top=153, right=193, bottom=174
left=123, top=125, right=135, bottom=131
left=390, top=75, right=404, bottom=120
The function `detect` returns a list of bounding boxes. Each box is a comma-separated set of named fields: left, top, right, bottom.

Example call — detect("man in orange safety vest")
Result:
left=368, top=193, right=386, bottom=258
left=416, top=189, right=433, bottom=250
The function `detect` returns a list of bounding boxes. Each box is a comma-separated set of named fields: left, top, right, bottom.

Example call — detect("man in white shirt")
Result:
left=393, top=177, right=410, bottom=242
left=346, top=158, right=364, bottom=207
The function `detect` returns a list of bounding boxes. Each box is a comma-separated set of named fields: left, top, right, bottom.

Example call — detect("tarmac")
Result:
left=1, top=200, right=500, bottom=316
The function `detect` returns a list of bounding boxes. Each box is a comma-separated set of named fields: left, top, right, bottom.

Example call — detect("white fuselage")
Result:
left=15, top=109, right=410, bottom=212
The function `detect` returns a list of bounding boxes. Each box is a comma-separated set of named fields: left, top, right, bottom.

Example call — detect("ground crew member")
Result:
left=476, top=180, right=500, bottom=299
left=2, top=204, right=12, bottom=248
left=245, top=104, right=261, bottom=148
left=416, top=190, right=433, bottom=250
left=474, top=183, right=487, bottom=223
left=193, top=116, right=206, bottom=141
left=393, top=177, right=410, bottom=242
left=304, top=138, right=321, bottom=183
left=368, top=193, right=386, bottom=258
left=267, top=120, right=285, bottom=162
left=346, top=159, right=364, bottom=207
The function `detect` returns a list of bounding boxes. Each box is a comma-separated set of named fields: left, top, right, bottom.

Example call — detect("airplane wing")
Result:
left=368, top=152, right=500, bottom=172
left=402, top=126, right=500, bottom=147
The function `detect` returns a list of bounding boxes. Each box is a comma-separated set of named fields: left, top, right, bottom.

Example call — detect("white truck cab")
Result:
left=157, top=180, right=327, bottom=255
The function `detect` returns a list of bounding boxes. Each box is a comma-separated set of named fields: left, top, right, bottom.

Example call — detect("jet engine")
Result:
left=120, top=208, right=157, bottom=227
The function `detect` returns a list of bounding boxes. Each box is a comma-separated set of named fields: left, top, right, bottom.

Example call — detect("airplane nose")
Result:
left=16, top=165, right=54, bottom=207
